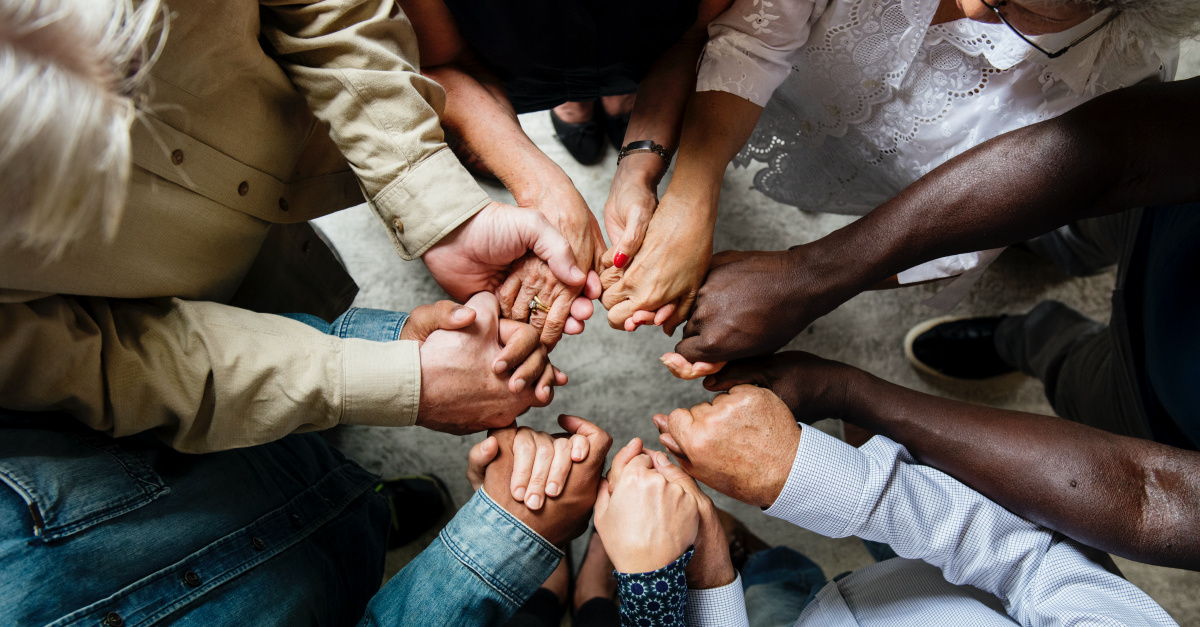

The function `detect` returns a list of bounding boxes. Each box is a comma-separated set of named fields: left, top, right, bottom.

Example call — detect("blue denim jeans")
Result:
left=279, top=307, right=410, bottom=342
left=0, top=410, right=388, bottom=626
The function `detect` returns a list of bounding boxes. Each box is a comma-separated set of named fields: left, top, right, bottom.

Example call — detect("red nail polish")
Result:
left=613, top=251, right=628, bottom=269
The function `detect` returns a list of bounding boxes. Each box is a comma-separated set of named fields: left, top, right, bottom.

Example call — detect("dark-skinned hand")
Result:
left=652, top=385, right=801, bottom=509
left=701, top=351, right=860, bottom=424
left=675, top=247, right=849, bottom=367
left=479, top=415, right=613, bottom=546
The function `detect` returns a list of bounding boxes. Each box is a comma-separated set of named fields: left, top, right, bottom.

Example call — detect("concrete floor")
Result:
left=316, top=44, right=1200, bottom=625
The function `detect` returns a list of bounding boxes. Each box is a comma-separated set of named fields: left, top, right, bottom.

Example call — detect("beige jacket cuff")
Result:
left=341, top=337, right=421, bottom=427
left=370, top=148, right=492, bottom=260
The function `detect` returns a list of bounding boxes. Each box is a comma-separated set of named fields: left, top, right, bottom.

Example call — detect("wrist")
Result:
left=841, top=368, right=887, bottom=430
left=507, top=159, right=572, bottom=207
left=615, top=153, right=668, bottom=187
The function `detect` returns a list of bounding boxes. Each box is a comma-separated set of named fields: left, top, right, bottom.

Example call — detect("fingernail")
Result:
left=570, top=266, right=586, bottom=282
left=547, top=482, right=559, bottom=496
left=573, top=446, right=583, bottom=460
left=514, top=487, right=525, bottom=500
left=527, top=493, right=542, bottom=509
left=614, top=251, right=628, bottom=269
left=514, top=379, right=526, bottom=392
left=493, top=361, right=507, bottom=374
left=453, top=306, right=471, bottom=322
left=542, top=385, right=551, bottom=398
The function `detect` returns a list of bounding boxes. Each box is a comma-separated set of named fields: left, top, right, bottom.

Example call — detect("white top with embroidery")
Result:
left=697, top=0, right=1176, bottom=293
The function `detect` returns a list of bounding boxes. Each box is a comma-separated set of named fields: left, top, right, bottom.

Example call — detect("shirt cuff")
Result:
left=369, top=147, right=492, bottom=260
left=895, top=252, right=984, bottom=284
left=686, top=573, right=750, bottom=627
left=616, top=548, right=694, bottom=625
left=340, top=337, right=420, bottom=427
left=439, top=488, right=564, bottom=608
left=763, top=424, right=870, bottom=539
left=695, top=33, right=790, bottom=107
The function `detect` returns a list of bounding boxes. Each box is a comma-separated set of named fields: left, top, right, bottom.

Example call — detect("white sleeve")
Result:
left=686, top=574, right=750, bottom=627
left=696, top=0, right=830, bottom=106
left=764, top=425, right=1177, bottom=627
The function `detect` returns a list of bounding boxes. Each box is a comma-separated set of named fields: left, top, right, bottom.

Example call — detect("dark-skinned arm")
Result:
left=677, top=76, right=1200, bottom=364
left=707, top=352, right=1200, bottom=570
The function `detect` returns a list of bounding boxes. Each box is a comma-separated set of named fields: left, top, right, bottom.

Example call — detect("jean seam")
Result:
left=338, top=307, right=361, bottom=340
left=46, top=463, right=376, bottom=627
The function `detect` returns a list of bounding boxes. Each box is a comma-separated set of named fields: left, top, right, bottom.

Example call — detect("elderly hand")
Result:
left=595, top=442, right=699, bottom=574
left=477, top=416, right=613, bottom=546
left=599, top=193, right=714, bottom=335
left=601, top=155, right=661, bottom=274
left=702, top=351, right=861, bottom=424
left=465, top=415, right=596, bottom=511
left=423, top=200, right=591, bottom=344
left=497, top=182, right=606, bottom=347
left=417, top=292, right=566, bottom=435
left=675, top=246, right=852, bottom=365
left=653, top=385, right=801, bottom=508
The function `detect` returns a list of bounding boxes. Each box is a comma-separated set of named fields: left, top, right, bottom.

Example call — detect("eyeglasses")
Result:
left=980, top=0, right=1119, bottom=59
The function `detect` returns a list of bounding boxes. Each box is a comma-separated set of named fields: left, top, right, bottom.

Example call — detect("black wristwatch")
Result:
left=617, top=140, right=672, bottom=166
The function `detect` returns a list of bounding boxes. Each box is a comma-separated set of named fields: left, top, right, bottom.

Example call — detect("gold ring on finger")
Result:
left=529, top=294, right=550, bottom=314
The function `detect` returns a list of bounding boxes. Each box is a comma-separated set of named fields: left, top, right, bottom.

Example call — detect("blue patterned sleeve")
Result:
left=614, top=548, right=694, bottom=627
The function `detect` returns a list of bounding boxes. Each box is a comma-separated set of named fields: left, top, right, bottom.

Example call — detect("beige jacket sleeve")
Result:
left=0, top=296, right=420, bottom=453
left=260, top=0, right=491, bottom=260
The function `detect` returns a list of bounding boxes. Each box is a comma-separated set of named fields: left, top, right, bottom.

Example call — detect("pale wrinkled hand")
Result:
left=423, top=201, right=587, bottom=344
left=496, top=185, right=605, bottom=347
left=599, top=194, right=713, bottom=336
left=653, top=385, right=801, bottom=508
left=417, top=292, right=566, bottom=435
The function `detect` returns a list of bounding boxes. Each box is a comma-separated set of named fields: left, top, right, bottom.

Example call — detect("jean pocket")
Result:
left=0, top=429, right=168, bottom=542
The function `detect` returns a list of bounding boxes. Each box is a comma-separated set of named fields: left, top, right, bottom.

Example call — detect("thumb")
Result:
left=609, top=203, right=652, bottom=270
left=400, top=300, right=477, bottom=342
left=466, top=436, right=498, bottom=491
left=702, top=357, right=767, bottom=393
left=514, top=208, right=586, bottom=286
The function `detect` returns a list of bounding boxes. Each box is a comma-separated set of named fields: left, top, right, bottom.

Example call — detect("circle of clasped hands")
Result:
left=410, top=200, right=832, bottom=583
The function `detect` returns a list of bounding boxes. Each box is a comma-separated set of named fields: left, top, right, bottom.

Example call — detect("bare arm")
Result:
left=678, top=77, right=1200, bottom=364
left=707, top=351, right=1200, bottom=570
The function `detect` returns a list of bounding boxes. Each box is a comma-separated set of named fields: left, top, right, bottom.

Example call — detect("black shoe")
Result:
left=904, top=316, right=1018, bottom=380
left=377, top=474, right=452, bottom=549
left=598, top=106, right=630, bottom=151
left=550, top=107, right=605, bottom=165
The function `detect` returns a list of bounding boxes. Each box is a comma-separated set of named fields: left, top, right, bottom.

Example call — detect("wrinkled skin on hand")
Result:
left=675, top=247, right=843, bottom=365
left=701, top=351, right=859, bottom=424
left=498, top=184, right=606, bottom=347
left=653, top=385, right=801, bottom=508
left=481, top=415, right=613, bottom=546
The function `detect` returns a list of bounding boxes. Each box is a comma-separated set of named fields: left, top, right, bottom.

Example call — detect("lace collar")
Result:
left=927, top=8, right=1117, bottom=94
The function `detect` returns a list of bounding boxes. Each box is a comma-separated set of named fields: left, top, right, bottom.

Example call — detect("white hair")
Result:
left=1034, top=0, right=1200, bottom=59
left=0, top=0, right=166, bottom=258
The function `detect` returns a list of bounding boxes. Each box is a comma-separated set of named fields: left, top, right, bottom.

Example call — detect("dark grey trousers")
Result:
left=993, top=209, right=1153, bottom=439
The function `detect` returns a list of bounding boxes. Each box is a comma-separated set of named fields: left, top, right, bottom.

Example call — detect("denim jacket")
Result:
left=360, top=488, right=563, bottom=626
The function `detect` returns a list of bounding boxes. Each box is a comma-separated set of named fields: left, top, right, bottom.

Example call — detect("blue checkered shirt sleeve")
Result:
left=761, top=425, right=1176, bottom=626
left=685, top=573, right=750, bottom=627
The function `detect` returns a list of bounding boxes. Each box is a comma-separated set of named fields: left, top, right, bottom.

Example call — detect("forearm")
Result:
left=424, top=63, right=571, bottom=206
left=663, top=91, right=763, bottom=218
left=617, top=28, right=711, bottom=185
left=844, top=370, right=1200, bottom=569
left=0, top=296, right=419, bottom=453
left=793, top=76, right=1200, bottom=297
left=362, top=489, right=563, bottom=626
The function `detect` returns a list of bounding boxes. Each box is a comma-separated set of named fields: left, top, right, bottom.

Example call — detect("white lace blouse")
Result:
left=696, top=0, right=1177, bottom=298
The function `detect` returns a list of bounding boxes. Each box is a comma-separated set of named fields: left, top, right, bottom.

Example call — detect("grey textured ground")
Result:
left=316, top=43, right=1200, bottom=625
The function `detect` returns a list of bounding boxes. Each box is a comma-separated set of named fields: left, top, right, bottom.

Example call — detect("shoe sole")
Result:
left=903, top=316, right=1024, bottom=383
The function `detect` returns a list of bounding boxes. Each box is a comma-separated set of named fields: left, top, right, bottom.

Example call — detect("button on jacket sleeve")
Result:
left=260, top=0, right=492, bottom=259
left=763, top=426, right=1176, bottom=626
left=0, top=296, right=420, bottom=453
